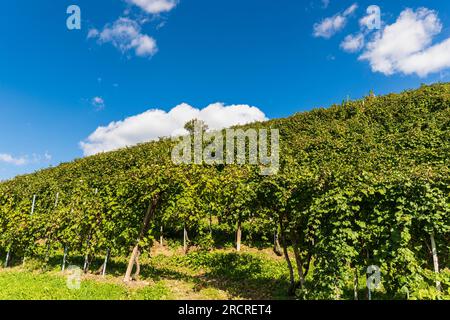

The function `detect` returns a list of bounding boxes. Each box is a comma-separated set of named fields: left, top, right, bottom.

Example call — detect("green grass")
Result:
left=172, top=251, right=291, bottom=299
left=1, top=246, right=448, bottom=300
left=0, top=270, right=171, bottom=300
left=0, top=246, right=291, bottom=300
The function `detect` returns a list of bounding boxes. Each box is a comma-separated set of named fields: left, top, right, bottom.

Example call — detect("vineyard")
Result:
left=0, top=83, right=449, bottom=300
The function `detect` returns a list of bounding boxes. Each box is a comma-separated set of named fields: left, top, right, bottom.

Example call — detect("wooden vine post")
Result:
left=30, top=194, right=36, bottom=217
left=209, top=212, right=212, bottom=236
left=61, top=246, right=68, bottom=271
left=430, top=233, right=441, bottom=291
left=4, top=250, right=11, bottom=268
left=83, top=240, right=90, bottom=273
left=102, top=248, right=110, bottom=277
left=273, top=230, right=282, bottom=256
left=236, top=219, right=242, bottom=252
left=183, top=224, right=188, bottom=254
left=23, top=194, right=37, bottom=266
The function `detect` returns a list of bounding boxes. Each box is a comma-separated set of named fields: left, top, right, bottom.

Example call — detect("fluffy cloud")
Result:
left=0, top=152, right=52, bottom=166
left=0, top=154, right=27, bottom=166
left=129, top=0, right=178, bottom=14
left=80, top=103, right=268, bottom=156
left=91, top=97, right=105, bottom=111
left=88, top=18, right=157, bottom=58
left=398, top=38, right=450, bottom=77
left=359, top=8, right=450, bottom=77
left=343, top=4, right=358, bottom=16
left=313, top=3, right=358, bottom=38
left=43, top=152, right=52, bottom=161
left=340, top=33, right=365, bottom=52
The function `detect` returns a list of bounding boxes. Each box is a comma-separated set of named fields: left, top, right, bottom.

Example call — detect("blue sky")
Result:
left=1, top=0, right=449, bottom=180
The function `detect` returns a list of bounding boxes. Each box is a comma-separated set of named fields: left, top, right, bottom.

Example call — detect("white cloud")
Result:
left=359, top=8, right=450, bottom=77
left=30, top=153, right=53, bottom=164
left=343, top=3, right=358, bottom=16
left=87, top=29, right=99, bottom=38
left=313, top=15, right=346, bottom=38
left=313, top=3, right=358, bottom=38
left=0, top=154, right=27, bottom=166
left=129, top=0, right=178, bottom=14
left=398, top=38, right=450, bottom=77
left=0, top=152, right=52, bottom=166
left=80, top=103, right=268, bottom=156
left=341, top=33, right=365, bottom=52
left=132, top=35, right=157, bottom=57
left=44, top=152, right=52, bottom=161
left=91, top=97, right=105, bottom=111
left=88, top=18, right=157, bottom=58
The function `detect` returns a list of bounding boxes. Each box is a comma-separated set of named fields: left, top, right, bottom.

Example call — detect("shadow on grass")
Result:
left=2, top=249, right=292, bottom=300
left=152, top=251, right=292, bottom=300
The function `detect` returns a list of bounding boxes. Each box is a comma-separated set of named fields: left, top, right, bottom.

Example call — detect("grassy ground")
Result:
left=0, top=270, right=170, bottom=300
left=0, top=245, right=292, bottom=300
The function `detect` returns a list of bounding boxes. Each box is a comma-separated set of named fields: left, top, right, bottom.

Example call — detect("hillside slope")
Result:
left=1, top=83, right=449, bottom=299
